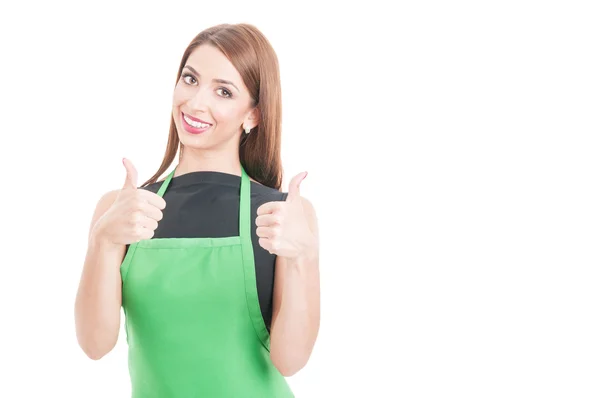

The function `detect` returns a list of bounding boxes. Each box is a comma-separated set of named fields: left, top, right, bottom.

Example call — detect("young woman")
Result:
left=75, top=23, right=320, bottom=397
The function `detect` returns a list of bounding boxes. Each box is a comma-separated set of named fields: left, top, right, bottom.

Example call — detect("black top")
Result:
left=140, top=171, right=288, bottom=333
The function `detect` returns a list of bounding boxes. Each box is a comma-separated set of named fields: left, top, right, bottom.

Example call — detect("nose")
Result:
left=188, top=86, right=211, bottom=111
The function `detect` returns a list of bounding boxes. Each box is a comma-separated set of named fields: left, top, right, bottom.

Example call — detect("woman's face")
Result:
left=172, top=44, right=257, bottom=151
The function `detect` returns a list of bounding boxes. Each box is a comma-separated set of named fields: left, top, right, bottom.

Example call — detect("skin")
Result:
left=75, top=44, right=321, bottom=376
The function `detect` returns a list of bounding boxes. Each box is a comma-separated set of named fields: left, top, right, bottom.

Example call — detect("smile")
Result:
left=182, top=113, right=212, bottom=134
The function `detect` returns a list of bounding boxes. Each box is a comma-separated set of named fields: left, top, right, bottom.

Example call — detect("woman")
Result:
left=75, top=23, right=320, bottom=397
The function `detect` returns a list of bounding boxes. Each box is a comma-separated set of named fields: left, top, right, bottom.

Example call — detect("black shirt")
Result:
left=140, top=170, right=288, bottom=333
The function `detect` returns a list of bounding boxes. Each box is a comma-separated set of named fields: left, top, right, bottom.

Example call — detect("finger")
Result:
left=138, top=214, right=159, bottom=231
left=137, top=190, right=167, bottom=210
left=139, top=202, right=163, bottom=222
left=258, top=237, right=274, bottom=253
left=255, top=214, right=281, bottom=227
left=257, top=201, right=282, bottom=215
left=256, top=226, right=278, bottom=239
left=122, top=158, right=138, bottom=190
left=131, top=211, right=158, bottom=230
left=286, top=171, right=307, bottom=202
left=136, top=225, right=155, bottom=241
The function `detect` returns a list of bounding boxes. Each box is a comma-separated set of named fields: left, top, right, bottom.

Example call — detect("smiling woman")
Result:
left=144, top=24, right=284, bottom=189
left=74, top=23, right=320, bottom=398
left=169, top=44, right=262, bottom=160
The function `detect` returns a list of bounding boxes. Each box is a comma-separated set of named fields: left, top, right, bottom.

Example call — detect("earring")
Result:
left=244, top=126, right=251, bottom=134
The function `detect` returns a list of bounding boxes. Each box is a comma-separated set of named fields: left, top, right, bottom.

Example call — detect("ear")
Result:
left=244, top=107, right=260, bottom=130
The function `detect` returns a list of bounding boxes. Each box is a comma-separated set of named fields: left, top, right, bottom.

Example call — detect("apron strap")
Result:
left=156, top=169, right=176, bottom=197
left=238, top=166, right=271, bottom=351
left=239, top=165, right=251, bottom=240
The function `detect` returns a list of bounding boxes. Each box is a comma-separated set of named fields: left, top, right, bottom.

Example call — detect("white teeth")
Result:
left=184, top=115, right=210, bottom=129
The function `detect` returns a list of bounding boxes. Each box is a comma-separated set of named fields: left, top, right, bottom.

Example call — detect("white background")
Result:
left=0, top=1, right=599, bottom=397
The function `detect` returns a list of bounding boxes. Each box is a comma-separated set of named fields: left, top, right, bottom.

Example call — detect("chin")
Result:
left=178, top=132, right=212, bottom=149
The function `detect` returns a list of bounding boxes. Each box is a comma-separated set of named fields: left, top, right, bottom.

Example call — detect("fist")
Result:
left=256, top=172, right=316, bottom=259
left=95, top=158, right=167, bottom=245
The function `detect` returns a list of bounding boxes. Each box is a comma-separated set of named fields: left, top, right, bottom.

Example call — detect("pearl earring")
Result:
left=244, top=126, right=251, bottom=134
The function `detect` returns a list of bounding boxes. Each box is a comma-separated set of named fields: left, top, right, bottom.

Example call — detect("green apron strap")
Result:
left=239, top=164, right=271, bottom=351
left=157, top=169, right=176, bottom=197
left=239, top=165, right=250, bottom=240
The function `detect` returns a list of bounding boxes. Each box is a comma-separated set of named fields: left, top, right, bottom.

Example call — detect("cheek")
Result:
left=211, top=103, right=246, bottom=126
left=172, top=85, right=187, bottom=107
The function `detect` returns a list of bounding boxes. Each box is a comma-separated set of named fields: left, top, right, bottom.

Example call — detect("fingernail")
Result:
left=303, top=172, right=308, bottom=180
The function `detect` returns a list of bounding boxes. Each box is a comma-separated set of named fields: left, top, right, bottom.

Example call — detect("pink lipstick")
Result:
left=181, top=112, right=212, bottom=135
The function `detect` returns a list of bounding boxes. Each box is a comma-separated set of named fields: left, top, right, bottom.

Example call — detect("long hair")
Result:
left=140, top=23, right=283, bottom=190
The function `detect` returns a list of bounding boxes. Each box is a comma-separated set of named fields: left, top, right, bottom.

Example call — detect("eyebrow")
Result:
left=183, top=65, right=240, bottom=92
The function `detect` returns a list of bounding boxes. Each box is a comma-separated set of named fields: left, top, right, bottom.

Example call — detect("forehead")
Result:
left=185, top=44, right=242, bottom=85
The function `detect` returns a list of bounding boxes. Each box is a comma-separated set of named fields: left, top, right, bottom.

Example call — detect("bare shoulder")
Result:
left=95, top=189, right=120, bottom=213
left=299, top=196, right=316, bottom=213
left=87, top=189, right=120, bottom=238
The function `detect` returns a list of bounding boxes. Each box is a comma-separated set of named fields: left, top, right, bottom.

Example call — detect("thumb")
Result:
left=286, top=171, right=307, bottom=202
left=122, top=158, right=138, bottom=190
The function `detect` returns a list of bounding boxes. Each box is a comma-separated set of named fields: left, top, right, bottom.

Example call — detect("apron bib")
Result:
left=120, top=165, right=294, bottom=397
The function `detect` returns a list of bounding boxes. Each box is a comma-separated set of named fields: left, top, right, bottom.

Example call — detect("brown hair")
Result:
left=140, top=23, right=283, bottom=190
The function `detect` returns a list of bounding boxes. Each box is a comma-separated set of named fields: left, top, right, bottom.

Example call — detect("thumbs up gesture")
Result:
left=94, top=158, right=167, bottom=246
left=121, top=157, right=139, bottom=191
left=256, top=172, right=318, bottom=260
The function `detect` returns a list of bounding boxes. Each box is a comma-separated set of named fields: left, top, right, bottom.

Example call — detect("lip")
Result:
left=181, top=112, right=212, bottom=135
left=182, top=112, right=212, bottom=125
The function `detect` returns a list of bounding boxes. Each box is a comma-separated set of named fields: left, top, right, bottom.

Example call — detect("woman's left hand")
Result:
left=256, top=172, right=317, bottom=261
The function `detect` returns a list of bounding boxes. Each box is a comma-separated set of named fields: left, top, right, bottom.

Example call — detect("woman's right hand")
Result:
left=92, top=158, right=167, bottom=246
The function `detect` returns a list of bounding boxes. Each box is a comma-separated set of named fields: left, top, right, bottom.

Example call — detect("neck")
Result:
left=174, top=142, right=241, bottom=177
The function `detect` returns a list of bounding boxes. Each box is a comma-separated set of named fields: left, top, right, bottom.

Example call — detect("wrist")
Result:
left=291, top=240, right=319, bottom=265
left=89, top=222, right=121, bottom=253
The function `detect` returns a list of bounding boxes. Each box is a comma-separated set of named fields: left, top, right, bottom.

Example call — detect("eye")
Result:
left=216, top=88, right=233, bottom=98
left=182, top=73, right=196, bottom=85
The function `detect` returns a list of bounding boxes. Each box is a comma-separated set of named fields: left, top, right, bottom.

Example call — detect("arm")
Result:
left=74, top=190, right=124, bottom=360
left=269, top=196, right=320, bottom=376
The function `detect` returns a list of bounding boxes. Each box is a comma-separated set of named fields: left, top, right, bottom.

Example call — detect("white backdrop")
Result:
left=1, top=1, right=599, bottom=397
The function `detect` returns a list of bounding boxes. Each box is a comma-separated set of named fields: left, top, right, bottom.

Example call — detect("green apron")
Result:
left=120, top=165, right=295, bottom=397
